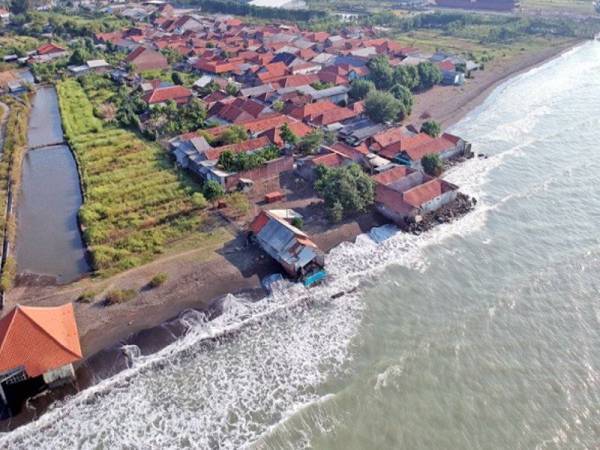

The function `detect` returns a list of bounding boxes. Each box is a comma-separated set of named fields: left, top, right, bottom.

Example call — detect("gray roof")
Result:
left=256, top=215, right=318, bottom=271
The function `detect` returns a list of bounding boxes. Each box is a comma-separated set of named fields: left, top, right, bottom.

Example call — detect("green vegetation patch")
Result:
left=57, top=80, right=211, bottom=276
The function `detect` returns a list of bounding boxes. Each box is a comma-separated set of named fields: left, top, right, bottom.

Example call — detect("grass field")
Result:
left=57, top=80, right=223, bottom=276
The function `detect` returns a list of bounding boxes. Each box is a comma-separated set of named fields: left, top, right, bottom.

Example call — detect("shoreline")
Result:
left=411, top=39, right=583, bottom=130
left=0, top=37, right=586, bottom=430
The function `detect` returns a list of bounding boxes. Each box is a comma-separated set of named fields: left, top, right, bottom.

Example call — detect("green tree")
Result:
left=390, top=84, right=413, bottom=118
left=172, top=71, right=184, bottom=85
left=219, top=125, right=248, bottom=145
left=315, top=164, right=375, bottom=221
left=203, top=180, right=225, bottom=202
left=364, top=90, right=403, bottom=124
left=225, top=83, right=240, bottom=96
left=280, top=123, right=298, bottom=146
left=417, top=62, right=443, bottom=90
left=421, top=153, right=444, bottom=177
left=272, top=99, right=284, bottom=112
left=421, top=120, right=441, bottom=137
left=298, top=129, right=324, bottom=155
left=10, top=0, right=31, bottom=15
left=393, top=65, right=420, bottom=91
left=68, top=48, right=89, bottom=66
left=348, top=79, right=375, bottom=101
left=367, top=55, right=393, bottom=90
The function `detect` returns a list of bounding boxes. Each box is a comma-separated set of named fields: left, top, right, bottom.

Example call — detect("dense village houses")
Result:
left=0, top=304, right=83, bottom=419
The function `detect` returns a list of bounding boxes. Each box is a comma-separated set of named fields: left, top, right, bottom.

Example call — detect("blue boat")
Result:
left=303, top=270, right=327, bottom=287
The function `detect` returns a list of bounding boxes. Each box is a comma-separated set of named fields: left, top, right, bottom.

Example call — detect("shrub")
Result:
left=0, top=257, right=16, bottom=292
left=77, top=289, right=97, bottom=304
left=422, top=153, right=444, bottom=177
left=105, top=289, right=137, bottom=306
left=203, top=180, right=225, bottom=202
left=420, top=120, right=441, bottom=138
left=149, top=273, right=168, bottom=288
left=291, top=217, right=304, bottom=229
left=191, top=192, right=208, bottom=209
left=227, top=192, right=250, bottom=215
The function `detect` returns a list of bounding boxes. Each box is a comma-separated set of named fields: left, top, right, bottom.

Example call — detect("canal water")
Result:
left=1, top=41, right=600, bottom=449
left=15, top=86, right=89, bottom=283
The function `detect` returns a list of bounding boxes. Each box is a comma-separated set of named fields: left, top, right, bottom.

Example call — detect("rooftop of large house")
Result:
left=0, top=304, right=82, bottom=378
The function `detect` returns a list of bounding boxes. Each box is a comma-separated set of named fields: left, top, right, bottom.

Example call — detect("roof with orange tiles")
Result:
left=312, top=152, right=346, bottom=168
left=0, top=304, right=82, bottom=378
left=286, top=101, right=338, bottom=121
left=372, top=166, right=413, bottom=186
left=378, top=133, right=434, bottom=160
left=143, top=86, right=193, bottom=105
left=331, top=142, right=369, bottom=158
left=403, top=179, right=448, bottom=208
left=206, top=136, right=272, bottom=160
left=402, top=135, right=459, bottom=161
left=371, top=127, right=410, bottom=149
left=311, top=106, right=358, bottom=126
left=240, top=113, right=292, bottom=133
left=37, top=43, right=66, bottom=55
left=259, top=121, right=313, bottom=145
left=257, top=62, right=289, bottom=82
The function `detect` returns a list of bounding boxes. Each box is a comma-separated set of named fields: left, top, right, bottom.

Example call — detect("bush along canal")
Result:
left=14, top=86, right=90, bottom=285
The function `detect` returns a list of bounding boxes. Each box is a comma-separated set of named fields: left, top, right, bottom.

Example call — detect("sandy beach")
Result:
left=411, top=39, right=582, bottom=130
left=5, top=38, right=584, bottom=369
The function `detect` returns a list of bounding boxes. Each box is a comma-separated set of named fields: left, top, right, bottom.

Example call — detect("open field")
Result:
left=57, top=80, right=223, bottom=276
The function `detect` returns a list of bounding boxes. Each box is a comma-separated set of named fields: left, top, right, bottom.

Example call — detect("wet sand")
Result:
left=411, top=40, right=582, bottom=130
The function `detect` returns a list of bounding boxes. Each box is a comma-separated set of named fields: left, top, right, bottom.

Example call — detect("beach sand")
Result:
left=5, top=39, right=582, bottom=366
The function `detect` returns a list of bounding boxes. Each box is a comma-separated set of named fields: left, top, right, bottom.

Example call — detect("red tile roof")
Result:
left=257, top=62, right=289, bottom=82
left=286, top=101, right=338, bottom=121
left=403, top=179, right=444, bottom=208
left=403, top=135, right=458, bottom=161
left=311, top=107, right=358, bottom=126
left=207, top=136, right=272, bottom=160
left=379, top=133, right=434, bottom=160
left=0, top=304, right=82, bottom=378
left=37, top=43, right=66, bottom=55
left=250, top=210, right=270, bottom=235
left=242, top=114, right=292, bottom=134
left=143, top=85, right=193, bottom=105
left=372, top=166, right=412, bottom=185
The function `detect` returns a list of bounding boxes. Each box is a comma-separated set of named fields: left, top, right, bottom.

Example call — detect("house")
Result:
left=143, top=85, right=193, bottom=106
left=249, top=210, right=324, bottom=278
left=385, top=133, right=468, bottom=169
left=29, top=43, right=68, bottom=64
left=259, top=121, right=313, bottom=147
left=86, top=59, right=111, bottom=74
left=373, top=166, right=459, bottom=224
left=172, top=135, right=213, bottom=170
left=125, top=46, right=169, bottom=72
left=296, top=147, right=355, bottom=180
left=0, top=304, right=82, bottom=419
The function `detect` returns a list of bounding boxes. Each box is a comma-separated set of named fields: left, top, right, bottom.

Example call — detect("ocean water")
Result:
left=2, top=41, right=600, bottom=449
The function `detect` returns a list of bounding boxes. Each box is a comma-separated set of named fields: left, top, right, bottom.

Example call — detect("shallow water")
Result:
left=2, top=41, right=600, bottom=449
left=15, top=86, right=89, bottom=283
